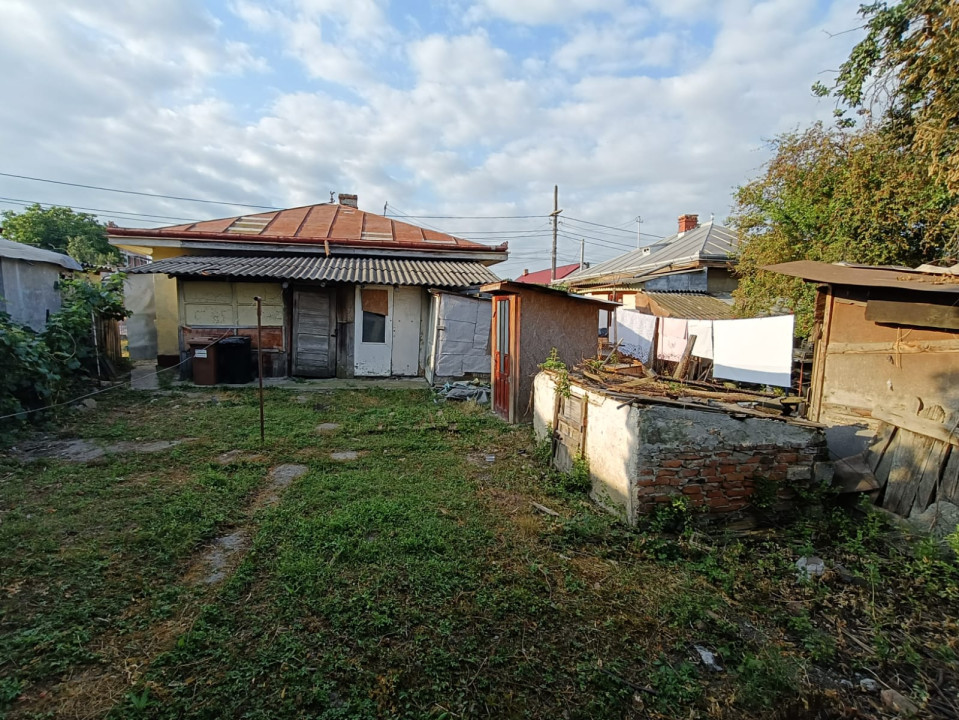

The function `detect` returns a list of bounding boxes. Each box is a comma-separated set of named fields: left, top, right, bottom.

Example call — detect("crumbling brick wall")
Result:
left=635, top=444, right=825, bottom=516
left=632, top=405, right=827, bottom=519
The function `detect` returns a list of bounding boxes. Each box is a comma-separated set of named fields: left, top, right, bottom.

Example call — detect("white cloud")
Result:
left=0, top=0, right=866, bottom=279
left=469, top=0, right=624, bottom=25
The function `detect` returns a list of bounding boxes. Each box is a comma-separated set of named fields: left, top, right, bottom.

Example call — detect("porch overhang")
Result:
left=126, top=255, right=500, bottom=289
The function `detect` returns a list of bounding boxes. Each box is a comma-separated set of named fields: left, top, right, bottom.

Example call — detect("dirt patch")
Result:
left=184, top=530, right=250, bottom=586
left=330, top=450, right=359, bottom=462
left=316, top=422, right=340, bottom=433
left=12, top=438, right=194, bottom=463
left=215, top=449, right=266, bottom=465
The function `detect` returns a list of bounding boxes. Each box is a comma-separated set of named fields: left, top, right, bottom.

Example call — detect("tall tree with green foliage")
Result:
left=731, top=123, right=956, bottom=336
left=0, top=204, right=120, bottom=267
left=814, top=0, right=959, bottom=233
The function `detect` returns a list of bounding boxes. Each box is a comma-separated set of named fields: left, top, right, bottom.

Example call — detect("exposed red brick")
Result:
left=775, top=453, right=799, bottom=464
left=661, top=459, right=683, bottom=468
left=679, top=468, right=700, bottom=478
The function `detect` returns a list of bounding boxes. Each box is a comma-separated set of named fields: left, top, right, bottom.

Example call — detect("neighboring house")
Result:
left=565, top=214, right=741, bottom=321
left=514, top=263, right=581, bottom=284
left=108, top=195, right=507, bottom=379
left=0, top=237, right=82, bottom=331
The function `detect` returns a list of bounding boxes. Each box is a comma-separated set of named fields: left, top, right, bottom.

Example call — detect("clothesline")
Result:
left=612, top=308, right=795, bottom=388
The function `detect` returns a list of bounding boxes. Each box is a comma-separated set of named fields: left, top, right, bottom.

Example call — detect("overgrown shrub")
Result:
left=0, top=274, right=127, bottom=439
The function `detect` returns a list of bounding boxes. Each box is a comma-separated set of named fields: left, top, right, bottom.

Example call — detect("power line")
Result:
left=385, top=212, right=546, bottom=219
left=557, top=227, right=637, bottom=251
left=564, top=214, right=665, bottom=239
left=0, top=171, right=281, bottom=210
left=0, top=196, right=199, bottom=223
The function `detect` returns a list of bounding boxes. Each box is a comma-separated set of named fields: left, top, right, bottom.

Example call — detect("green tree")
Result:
left=0, top=204, right=120, bottom=267
left=814, top=0, right=959, bottom=232
left=731, top=123, right=956, bottom=336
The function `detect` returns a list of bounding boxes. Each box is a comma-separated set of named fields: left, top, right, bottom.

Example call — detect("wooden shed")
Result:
left=481, top=281, right=618, bottom=423
left=765, top=261, right=959, bottom=519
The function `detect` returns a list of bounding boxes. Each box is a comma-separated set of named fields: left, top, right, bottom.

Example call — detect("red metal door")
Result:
left=492, top=296, right=514, bottom=420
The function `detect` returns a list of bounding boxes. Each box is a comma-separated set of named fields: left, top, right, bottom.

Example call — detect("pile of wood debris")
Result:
left=573, top=357, right=820, bottom=426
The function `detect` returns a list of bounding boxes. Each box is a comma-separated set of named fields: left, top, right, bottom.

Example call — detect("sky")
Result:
left=0, top=0, right=865, bottom=278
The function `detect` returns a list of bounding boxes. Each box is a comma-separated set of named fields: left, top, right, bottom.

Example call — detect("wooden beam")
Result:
left=872, top=408, right=959, bottom=446
left=825, top=338, right=959, bottom=355
left=866, top=299, right=959, bottom=331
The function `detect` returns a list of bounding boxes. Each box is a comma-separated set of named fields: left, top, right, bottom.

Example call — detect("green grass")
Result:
left=1, top=387, right=957, bottom=719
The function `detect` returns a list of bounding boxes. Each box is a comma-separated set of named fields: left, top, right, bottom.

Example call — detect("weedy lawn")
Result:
left=0, top=387, right=957, bottom=719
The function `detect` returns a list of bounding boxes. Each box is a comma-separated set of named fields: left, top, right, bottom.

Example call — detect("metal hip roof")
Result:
left=126, top=255, right=500, bottom=288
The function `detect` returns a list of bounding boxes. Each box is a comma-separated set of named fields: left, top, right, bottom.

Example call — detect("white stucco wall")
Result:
left=533, top=372, right=638, bottom=523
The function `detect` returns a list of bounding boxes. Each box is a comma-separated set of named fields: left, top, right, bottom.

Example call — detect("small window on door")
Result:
left=362, top=311, right=386, bottom=343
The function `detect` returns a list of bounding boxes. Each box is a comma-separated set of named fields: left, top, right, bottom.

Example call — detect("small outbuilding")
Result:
left=481, top=281, right=618, bottom=423
left=0, top=238, right=82, bottom=331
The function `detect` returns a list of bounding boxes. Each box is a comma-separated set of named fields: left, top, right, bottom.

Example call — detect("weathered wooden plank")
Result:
left=865, top=422, right=897, bottom=473
left=865, top=299, right=959, bottom=331
left=939, top=448, right=959, bottom=505
left=873, top=431, right=900, bottom=489
left=872, top=409, right=959, bottom=447
left=910, top=439, right=952, bottom=516
left=882, top=429, right=936, bottom=516
left=826, top=339, right=959, bottom=355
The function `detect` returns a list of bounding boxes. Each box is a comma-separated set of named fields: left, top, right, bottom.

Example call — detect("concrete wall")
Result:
left=0, top=257, right=64, bottom=331
left=534, top=372, right=827, bottom=525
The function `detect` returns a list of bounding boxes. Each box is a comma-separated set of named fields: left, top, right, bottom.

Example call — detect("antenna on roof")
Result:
left=329, top=191, right=335, bottom=203
left=709, top=212, right=715, bottom=223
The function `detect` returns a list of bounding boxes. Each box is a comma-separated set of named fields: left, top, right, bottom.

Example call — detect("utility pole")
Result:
left=636, top=215, right=643, bottom=249
left=580, top=237, right=585, bottom=269
left=549, top=185, right=562, bottom=282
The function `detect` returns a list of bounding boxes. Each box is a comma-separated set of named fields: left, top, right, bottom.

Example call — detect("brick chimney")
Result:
left=678, top=214, right=699, bottom=234
left=338, top=193, right=358, bottom=209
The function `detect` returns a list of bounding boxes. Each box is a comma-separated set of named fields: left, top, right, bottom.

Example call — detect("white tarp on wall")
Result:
left=431, top=292, right=491, bottom=379
left=712, top=315, right=794, bottom=387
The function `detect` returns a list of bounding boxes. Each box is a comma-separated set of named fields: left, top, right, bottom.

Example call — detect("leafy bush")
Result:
left=0, top=274, right=127, bottom=440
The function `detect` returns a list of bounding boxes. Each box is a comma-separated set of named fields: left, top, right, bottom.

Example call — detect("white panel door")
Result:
left=354, top=285, right=393, bottom=376
left=391, top=287, right=422, bottom=376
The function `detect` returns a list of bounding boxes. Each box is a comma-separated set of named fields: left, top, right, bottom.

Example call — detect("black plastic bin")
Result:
left=217, top=336, right=253, bottom=384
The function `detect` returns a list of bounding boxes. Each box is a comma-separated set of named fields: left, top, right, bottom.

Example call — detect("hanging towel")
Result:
left=657, top=317, right=688, bottom=362
left=686, top=319, right=714, bottom=360
left=615, top=310, right=657, bottom=364
left=712, top=315, right=794, bottom=387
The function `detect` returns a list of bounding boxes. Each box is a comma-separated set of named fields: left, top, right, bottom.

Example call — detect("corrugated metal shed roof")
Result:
left=0, top=238, right=82, bottom=270
left=764, top=261, right=959, bottom=295
left=126, top=255, right=500, bottom=288
left=480, top=281, right=620, bottom=308
left=645, top=292, right=736, bottom=319
left=566, top=222, right=739, bottom=286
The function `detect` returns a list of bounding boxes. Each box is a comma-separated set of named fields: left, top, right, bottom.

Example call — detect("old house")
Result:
left=766, top=260, right=959, bottom=522
left=481, top=281, right=618, bottom=423
left=109, top=196, right=506, bottom=379
left=566, top=214, right=741, bottom=324
left=0, top=237, right=82, bottom=331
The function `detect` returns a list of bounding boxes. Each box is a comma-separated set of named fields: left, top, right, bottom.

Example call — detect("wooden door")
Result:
left=492, top=295, right=516, bottom=421
left=391, top=287, right=422, bottom=376
left=292, top=289, right=335, bottom=377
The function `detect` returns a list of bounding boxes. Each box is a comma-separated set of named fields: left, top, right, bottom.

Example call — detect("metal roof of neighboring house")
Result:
left=644, top=292, right=736, bottom=319
left=763, top=261, right=959, bottom=295
left=566, top=222, right=739, bottom=286
left=107, top=202, right=506, bottom=255
left=514, top=263, right=580, bottom=284
left=480, top=281, right=620, bottom=308
left=0, top=237, right=82, bottom=270
left=126, top=255, right=500, bottom=288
